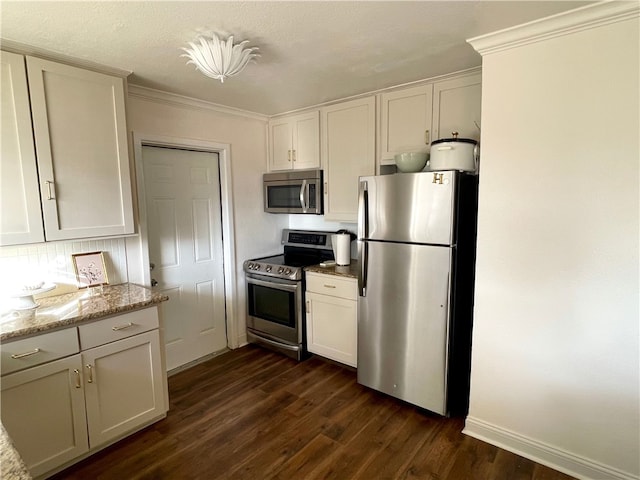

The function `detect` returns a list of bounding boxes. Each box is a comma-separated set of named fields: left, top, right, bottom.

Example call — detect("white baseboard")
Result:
left=463, top=417, right=638, bottom=480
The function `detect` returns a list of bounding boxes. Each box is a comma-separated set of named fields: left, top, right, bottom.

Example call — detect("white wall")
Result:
left=125, top=92, right=286, bottom=346
left=466, top=6, right=639, bottom=480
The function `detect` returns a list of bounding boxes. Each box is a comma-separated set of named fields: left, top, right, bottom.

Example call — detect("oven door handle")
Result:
left=299, top=180, right=308, bottom=213
left=247, top=276, right=299, bottom=292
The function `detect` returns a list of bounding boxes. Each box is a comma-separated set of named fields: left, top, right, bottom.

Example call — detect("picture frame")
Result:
left=72, top=251, right=109, bottom=288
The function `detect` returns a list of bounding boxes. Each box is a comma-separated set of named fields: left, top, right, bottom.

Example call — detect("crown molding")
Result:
left=270, top=66, right=483, bottom=119
left=127, top=84, right=269, bottom=122
left=467, top=1, right=640, bottom=56
left=0, top=39, right=132, bottom=77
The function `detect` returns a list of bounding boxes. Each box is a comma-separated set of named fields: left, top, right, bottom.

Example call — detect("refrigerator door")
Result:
left=359, top=171, right=456, bottom=246
left=357, top=240, right=451, bottom=415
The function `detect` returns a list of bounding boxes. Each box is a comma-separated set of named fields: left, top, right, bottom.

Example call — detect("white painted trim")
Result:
left=467, top=1, right=640, bottom=56
left=270, top=66, right=483, bottom=119
left=127, top=85, right=268, bottom=122
left=0, top=39, right=132, bottom=77
left=464, top=417, right=639, bottom=480
left=131, top=133, right=240, bottom=350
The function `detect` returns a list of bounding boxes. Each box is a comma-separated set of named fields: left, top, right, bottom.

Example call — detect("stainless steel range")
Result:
left=244, top=229, right=334, bottom=360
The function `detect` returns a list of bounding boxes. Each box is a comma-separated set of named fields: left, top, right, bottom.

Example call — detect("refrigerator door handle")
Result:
left=358, top=240, right=368, bottom=297
left=358, top=180, right=369, bottom=239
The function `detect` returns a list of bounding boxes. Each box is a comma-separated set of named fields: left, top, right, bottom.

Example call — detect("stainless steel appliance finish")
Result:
left=244, top=229, right=334, bottom=360
left=263, top=169, right=323, bottom=214
left=357, top=171, right=478, bottom=416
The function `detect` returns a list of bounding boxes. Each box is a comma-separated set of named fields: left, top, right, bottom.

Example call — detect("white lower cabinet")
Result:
left=305, top=272, right=357, bottom=367
left=0, top=307, right=167, bottom=478
left=1, top=354, right=89, bottom=478
left=82, top=330, right=165, bottom=449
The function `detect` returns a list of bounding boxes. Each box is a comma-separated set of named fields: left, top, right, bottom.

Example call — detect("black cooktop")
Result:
left=256, top=246, right=333, bottom=268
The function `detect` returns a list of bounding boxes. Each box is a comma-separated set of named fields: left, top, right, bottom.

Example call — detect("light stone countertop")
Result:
left=0, top=283, right=168, bottom=342
left=305, top=261, right=359, bottom=279
left=0, top=423, right=30, bottom=480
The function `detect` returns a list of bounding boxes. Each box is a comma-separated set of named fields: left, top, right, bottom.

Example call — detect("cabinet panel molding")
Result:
left=0, top=50, right=44, bottom=245
left=269, top=110, right=320, bottom=171
left=1, top=354, right=89, bottom=477
left=305, top=273, right=357, bottom=367
left=380, top=84, right=433, bottom=163
left=432, top=73, right=482, bottom=142
left=26, top=56, right=134, bottom=241
left=322, top=96, right=375, bottom=222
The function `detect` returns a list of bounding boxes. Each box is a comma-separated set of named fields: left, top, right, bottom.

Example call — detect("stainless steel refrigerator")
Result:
left=357, top=170, right=478, bottom=416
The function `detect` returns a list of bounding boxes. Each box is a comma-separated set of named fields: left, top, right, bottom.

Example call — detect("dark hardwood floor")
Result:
left=52, top=346, right=575, bottom=480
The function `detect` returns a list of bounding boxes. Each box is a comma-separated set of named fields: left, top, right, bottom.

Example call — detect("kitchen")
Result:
left=0, top=2, right=638, bottom=480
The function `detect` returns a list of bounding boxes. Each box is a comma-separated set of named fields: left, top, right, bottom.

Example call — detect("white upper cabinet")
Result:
left=379, top=84, right=433, bottom=164
left=432, top=72, right=482, bottom=142
left=322, top=96, right=376, bottom=222
left=269, top=111, right=320, bottom=171
left=27, top=56, right=134, bottom=241
left=0, top=51, right=45, bottom=245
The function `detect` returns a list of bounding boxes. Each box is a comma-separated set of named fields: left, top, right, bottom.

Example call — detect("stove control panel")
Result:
left=243, top=259, right=302, bottom=281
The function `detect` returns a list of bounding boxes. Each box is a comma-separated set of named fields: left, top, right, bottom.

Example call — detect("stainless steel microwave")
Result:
left=263, top=169, right=323, bottom=214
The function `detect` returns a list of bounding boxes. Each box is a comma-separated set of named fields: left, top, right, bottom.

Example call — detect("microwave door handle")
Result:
left=299, top=180, right=308, bottom=213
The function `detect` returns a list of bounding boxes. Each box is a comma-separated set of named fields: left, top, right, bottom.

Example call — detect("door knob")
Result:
left=151, top=279, right=158, bottom=287
left=150, top=262, right=155, bottom=271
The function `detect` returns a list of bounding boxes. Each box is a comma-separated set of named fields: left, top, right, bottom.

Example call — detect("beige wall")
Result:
left=126, top=93, right=287, bottom=346
left=466, top=9, right=639, bottom=480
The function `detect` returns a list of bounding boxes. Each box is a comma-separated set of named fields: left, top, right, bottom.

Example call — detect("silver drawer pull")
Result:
left=323, top=284, right=336, bottom=289
left=11, top=348, right=41, bottom=359
left=112, top=322, right=134, bottom=331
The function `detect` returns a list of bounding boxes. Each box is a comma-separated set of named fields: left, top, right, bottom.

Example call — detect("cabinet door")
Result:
left=322, top=96, right=375, bottom=222
left=82, top=330, right=165, bottom=448
left=380, top=84, right=433, bottom=164
left=269, top=118, right=293, bottom=171
left=306, top=291, right=357, bottom=367
left=1, top=354, right=89, bottom=477
left=0, top=51, right=44, bottom=245
left=292, top=111, right=320, bottom=170
left=26, top=57, right=134, bottom=241
left=432, top=73, right=482, bottom=142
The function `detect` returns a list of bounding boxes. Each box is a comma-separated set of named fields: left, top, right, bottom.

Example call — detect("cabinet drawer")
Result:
left=1, top=328, right=79, bottom=376
left=306, top=273, right=357, bottom=300
left=78, top=307, right=159, bottom=350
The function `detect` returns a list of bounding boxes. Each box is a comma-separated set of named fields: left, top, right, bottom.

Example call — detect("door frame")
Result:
left=130, top=133, right=238, bottom=349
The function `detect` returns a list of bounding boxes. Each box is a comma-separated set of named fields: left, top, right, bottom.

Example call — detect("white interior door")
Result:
left=142, top=146, right=227, bottom=370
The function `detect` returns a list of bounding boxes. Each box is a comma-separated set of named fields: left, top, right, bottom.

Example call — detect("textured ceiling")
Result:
left=0, top=1, right=592, bottom=115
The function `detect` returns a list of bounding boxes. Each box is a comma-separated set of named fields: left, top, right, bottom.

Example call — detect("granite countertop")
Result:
left=0, top=423, right=30, bottom=480
left=0, top=283, right=168, bottom=342
left=305, top=261, right=359, bottom=279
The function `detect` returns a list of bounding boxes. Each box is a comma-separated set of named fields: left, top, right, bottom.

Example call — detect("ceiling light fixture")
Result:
left=182, top=33, right=259, bottom=83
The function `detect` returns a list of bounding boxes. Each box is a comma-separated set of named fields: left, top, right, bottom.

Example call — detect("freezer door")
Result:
left=359, top=171, right=456, bottom=245
left=357, top=240, right=451, bottom=415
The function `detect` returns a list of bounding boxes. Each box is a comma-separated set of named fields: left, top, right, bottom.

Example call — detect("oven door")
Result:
left=246, top=274, right=302, bottom=345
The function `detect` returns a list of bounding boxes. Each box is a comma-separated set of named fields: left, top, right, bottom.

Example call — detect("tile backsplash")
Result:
left=0, top=238, right=129, bottom=305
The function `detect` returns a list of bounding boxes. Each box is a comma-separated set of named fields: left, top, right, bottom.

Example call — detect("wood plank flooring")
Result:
left=51, top=345, right=575, bottom=480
